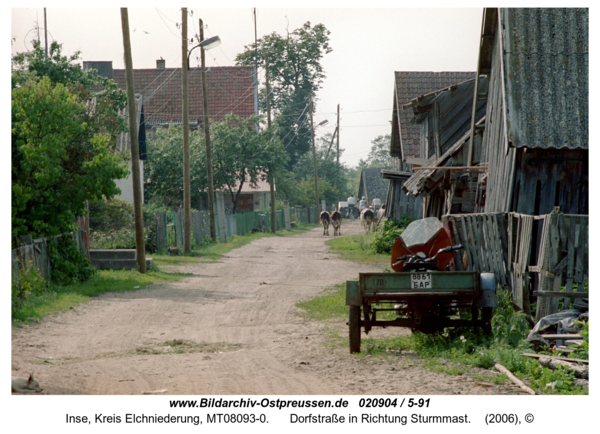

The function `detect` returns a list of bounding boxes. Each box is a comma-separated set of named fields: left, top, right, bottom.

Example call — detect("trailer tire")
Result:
left=349, top=306, right=361, bottom=353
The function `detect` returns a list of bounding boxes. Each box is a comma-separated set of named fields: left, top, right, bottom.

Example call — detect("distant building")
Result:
left=83, top=59, right=257, bottom=205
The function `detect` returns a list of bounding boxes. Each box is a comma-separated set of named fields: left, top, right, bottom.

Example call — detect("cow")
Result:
left=360, top=207, right=375, bottom=234
left=331, top=210, right=342, bottom=236
left=319, top=211, right=331, bottom=236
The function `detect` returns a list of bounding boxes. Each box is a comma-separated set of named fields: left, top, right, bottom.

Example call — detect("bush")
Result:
left=12, top=263, right=47, bottom=315
left=491, top=289, right=531, bottom=347
left=89, top=198, right=134, bottom=232
left=370, top=216, right=414, bottom=254
left=48, top=235, right=96, bottom=285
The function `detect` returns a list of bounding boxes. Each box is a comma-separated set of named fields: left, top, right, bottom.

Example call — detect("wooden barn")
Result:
left=402, top=77, right=488, bottom=218
left=442, top=8, right=588, bottom=319
left=473, top=8, right=588, bottom=216
left=384, top=71, right=476, bottom=220
left=357, top=167, right=390, bottom=210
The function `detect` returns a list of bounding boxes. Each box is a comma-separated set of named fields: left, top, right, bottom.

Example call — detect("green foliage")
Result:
left=569, top=320, right=589, bottom=360
left=48, top=236, right=96, bottom=285
left=491, top=290, right=531, bottom=347
left=11, top=41, right=128, bottom=238
left=370, top=216, right=414, bottom=254
left=146, top=116, right=288, bottom=213
left=12, top=263, right=47, bottom=316
left=236, top=22, right=332, bottom=168
left=358, top=134, right=393, bottom=168
left=89, top=198, right=134, bottom=232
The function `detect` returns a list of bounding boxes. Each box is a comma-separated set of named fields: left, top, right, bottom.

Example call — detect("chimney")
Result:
left=156, top=58, right=165, bottom=69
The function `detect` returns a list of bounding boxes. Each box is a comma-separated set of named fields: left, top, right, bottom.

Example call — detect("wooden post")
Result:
left=182, top=8, right=192, bottom=253
left=120, top=8, right=146, bottom=273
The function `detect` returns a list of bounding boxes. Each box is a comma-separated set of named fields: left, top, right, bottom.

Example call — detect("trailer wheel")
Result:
left=349, top=306, right=361, bottom=353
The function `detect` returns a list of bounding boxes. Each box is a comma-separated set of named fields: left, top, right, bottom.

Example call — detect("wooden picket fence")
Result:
left=443, top=211, right=588, bottom=320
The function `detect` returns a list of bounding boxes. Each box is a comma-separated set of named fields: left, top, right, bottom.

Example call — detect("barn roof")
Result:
left=488, top=8, right=588, bottom=150
left=391, top=71, right=475, bottom=161
left=357, top=167, right=390, bottom=204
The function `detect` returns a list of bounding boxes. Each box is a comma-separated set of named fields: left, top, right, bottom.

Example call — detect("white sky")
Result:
left=10, top=4, right=484, bottom=168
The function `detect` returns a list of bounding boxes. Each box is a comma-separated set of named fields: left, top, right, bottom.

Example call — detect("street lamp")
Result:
left=188, top=20, right=221, bottom=241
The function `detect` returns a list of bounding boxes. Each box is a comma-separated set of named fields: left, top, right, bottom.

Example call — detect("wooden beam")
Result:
left=413, top=166, right=489, bottom=171
left=533, top=291, right=588, bottom=298
left=521, top=353, right=589, bottom=365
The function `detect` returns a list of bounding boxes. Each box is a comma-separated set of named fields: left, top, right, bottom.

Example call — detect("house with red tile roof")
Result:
left=83, top=59, right=257, bottom=204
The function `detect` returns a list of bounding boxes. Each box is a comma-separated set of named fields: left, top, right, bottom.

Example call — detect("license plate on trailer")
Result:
left=411, top=273, right=432, bottom=289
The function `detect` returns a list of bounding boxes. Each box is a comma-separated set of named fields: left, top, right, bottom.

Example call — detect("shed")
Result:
left=357, top=167, right=390, bottom=210
left=474, top=8, right=588, bottom=216
left=401, top=77, right=488, bottom=218
left=385, top=71, right=476, bottom=220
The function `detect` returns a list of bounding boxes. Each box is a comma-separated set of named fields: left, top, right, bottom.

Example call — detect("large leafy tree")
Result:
left=145, top=115, right=288, bottom=215
left=236, top=22, right=332, bottom=168
left=11, top=41, right=128, bottom=237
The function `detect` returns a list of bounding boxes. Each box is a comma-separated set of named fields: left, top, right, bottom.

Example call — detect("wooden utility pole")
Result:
left=310, top=98, right=319, bottom=214
left=336, top=104, right=340, bottom=166
left=200, top=19, right=217, bottom=241
left=182, top=8, right=192, bottom=253
left=120, top=8, right=146, bottom=273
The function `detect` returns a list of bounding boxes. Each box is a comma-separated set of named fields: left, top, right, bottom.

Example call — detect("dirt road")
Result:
left=12, top=220, right=526, bottom=395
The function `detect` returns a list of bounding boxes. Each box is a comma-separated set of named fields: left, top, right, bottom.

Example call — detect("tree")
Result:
left=144, top=124, right=206, bottom=210
left=208, top=114, right=288, bottom=214
left=288, top=132, right=352, bottom=207
left=358, top=134, right=393, bottom=168
left=145, top=115, right=288, bottom=215
left=11, top=41, right=128, bottom=238
left=236, top=22, right=332, bottom=168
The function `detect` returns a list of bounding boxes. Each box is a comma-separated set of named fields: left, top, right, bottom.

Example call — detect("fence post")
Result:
left=284, top=201, right=291, bottom=230
left=216, top=192, right=227, bottom=243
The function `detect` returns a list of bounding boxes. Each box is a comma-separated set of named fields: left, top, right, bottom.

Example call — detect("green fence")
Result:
left=156, top=208, right=297, bottom=251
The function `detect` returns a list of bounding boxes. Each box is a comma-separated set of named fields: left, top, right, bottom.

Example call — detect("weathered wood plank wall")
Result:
left=443, top=211, right=588, bottom=320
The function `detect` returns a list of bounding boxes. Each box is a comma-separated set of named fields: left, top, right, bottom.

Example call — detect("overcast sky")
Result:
left=11, top=6, right=483, bottom=168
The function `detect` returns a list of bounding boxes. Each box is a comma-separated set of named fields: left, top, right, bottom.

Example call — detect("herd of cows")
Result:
left=319, top=207, right=378, bottom=236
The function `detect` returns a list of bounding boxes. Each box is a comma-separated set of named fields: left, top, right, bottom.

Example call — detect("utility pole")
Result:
left=200, top=19, right=217, bottom=241
left=182, top=8, right=192, bottom=253
left=310, top=98, right=319, bottom=214
left=266, top=61, right=276, bottom=233
left=336, top=104, right=340, bottom=166
left=120, top=8, right=146, bottom=273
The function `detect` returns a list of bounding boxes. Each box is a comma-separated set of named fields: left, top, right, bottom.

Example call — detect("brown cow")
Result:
left=331, top=210, right=342, bottom=236
left=320, top=211, right=330, bottom=236
left=360, top=207, right=375, bottom=234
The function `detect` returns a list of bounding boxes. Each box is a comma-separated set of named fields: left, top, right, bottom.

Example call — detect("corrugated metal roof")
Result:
left=503, top=8, right=588, bottom=150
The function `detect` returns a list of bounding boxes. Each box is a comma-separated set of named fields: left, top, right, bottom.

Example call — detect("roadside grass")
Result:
left=12, top=266, right=189, bottom=326
left=13, top=223, right=317, bottom=327
left=326, top=234, right=390, bottom=267
left=296, top=281, right=588, bottom=395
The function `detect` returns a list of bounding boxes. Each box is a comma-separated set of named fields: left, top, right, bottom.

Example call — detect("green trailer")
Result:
left=345, top=271, right=497, bottom=353
left=345, top=217, right=498, bottom=354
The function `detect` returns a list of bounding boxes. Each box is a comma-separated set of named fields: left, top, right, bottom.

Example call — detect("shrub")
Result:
left=491, top=289, right=531, bottom=347
left=48, top=235, right=96, bottom=285
left=12, top=263, right=47, bottom=315
left=370, top=216, right=414, bottom=254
